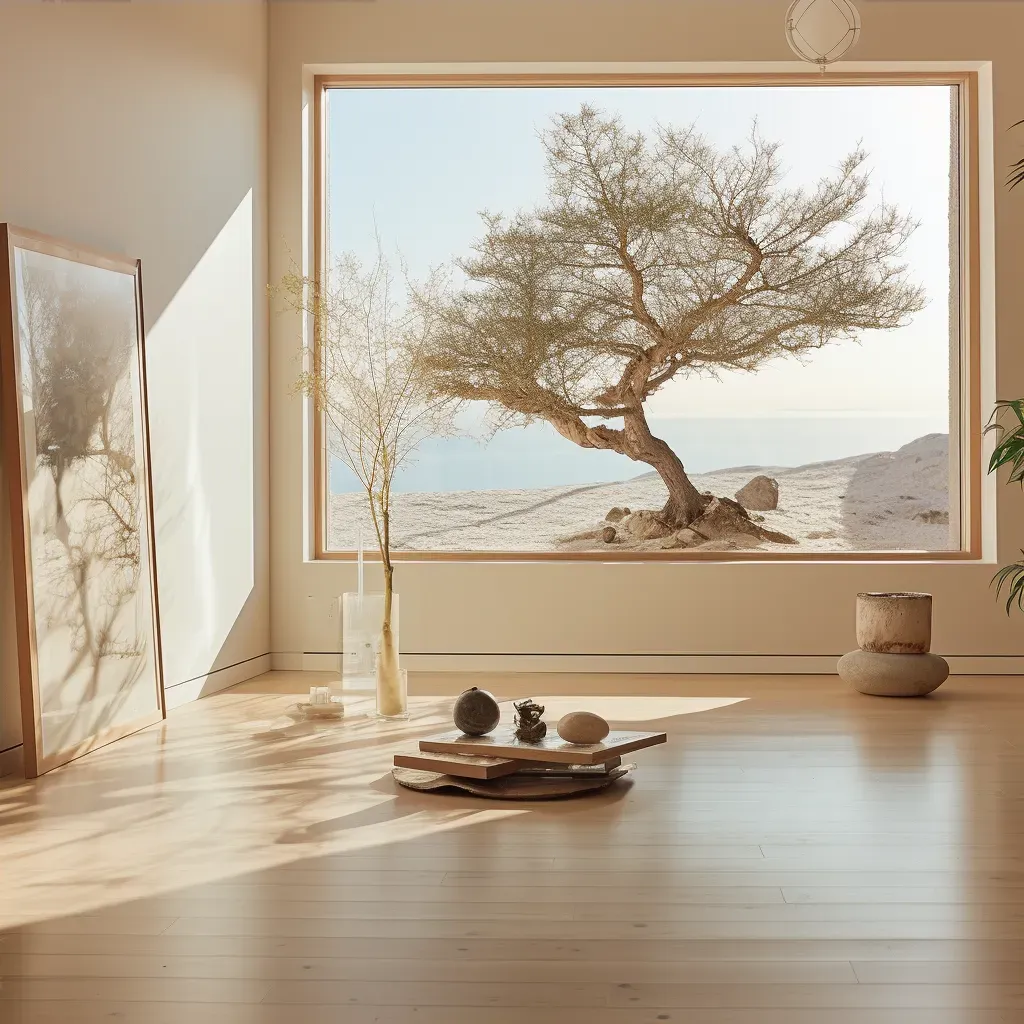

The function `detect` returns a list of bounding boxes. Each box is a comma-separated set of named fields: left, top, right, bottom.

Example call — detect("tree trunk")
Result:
left=622, top=412, right=706, bottom=526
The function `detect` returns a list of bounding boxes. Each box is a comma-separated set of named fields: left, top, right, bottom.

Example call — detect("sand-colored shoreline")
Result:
left=329, top=434, right=954, bottom=553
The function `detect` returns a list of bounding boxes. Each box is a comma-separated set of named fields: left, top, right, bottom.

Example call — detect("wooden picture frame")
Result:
left=0, top=226, right=165, bottom=778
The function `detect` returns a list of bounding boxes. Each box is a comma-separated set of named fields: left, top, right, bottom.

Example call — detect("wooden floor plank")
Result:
left=7, top=1005, right=1023, bottom=1024
left=605, top=983, right=1024, bottom=1009
left=442, top=868, right=1024, bottom=887
left=3, top=933, right=1020, bottom=962
left=783, top=885, right=1024, bottom=904
left=0, top=977, right=271, bottom=1003
left=0, top=953, right=858, bottom=984
left=852, top=960, right=1024, bottom=984
left=259, top=978, right=605, bottom=1007
left=157, top=915, right=1024, bottom=940
left=76, top=886, right=788, bottom=917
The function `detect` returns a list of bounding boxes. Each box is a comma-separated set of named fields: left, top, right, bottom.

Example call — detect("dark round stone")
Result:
left=452, top=687, right=501, bottom=736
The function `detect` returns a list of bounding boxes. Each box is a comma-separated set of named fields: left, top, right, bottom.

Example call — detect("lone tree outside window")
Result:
left=421, top=105, right=926, bottom=544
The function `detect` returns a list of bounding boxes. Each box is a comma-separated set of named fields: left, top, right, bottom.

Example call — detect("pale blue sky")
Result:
left=326, top=84, right=953, bottom=421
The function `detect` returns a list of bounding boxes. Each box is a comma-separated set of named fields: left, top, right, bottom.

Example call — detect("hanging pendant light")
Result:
left=785, top=0, right=862, bottom=71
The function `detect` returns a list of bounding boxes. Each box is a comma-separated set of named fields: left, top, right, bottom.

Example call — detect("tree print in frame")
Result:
left=0, top=226, right=164, bottom=777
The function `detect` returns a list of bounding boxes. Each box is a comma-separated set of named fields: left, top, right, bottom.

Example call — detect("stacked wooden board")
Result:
left=392, top=726, right=667, bottom=799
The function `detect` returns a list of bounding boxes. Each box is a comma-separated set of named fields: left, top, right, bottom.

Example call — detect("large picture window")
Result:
left=315, top=73, right=979, bottom=559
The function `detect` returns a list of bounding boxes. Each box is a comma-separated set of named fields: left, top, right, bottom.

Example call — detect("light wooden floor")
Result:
left=2, top=671, right=1024, bottom=1023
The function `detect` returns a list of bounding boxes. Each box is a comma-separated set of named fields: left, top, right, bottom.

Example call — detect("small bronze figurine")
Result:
left=513, top=698, right=547, bottom=743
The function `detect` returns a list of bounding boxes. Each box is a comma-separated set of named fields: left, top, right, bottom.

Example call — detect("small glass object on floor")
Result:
left=296, top=684, right=345, bottom=720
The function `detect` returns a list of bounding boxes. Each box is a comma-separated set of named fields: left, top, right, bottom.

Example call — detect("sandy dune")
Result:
left=329, top=434, right=954, bottom=553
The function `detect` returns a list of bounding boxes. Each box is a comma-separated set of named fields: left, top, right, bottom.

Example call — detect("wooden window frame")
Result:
left=311, top=71, right=982, bottom=563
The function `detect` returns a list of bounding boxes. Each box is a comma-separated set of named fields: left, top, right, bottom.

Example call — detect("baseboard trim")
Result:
left=273, top=652, right=338, bottom=673
left=274, top=652, right=1024, bottom=676
left=164, top=653, right=272, bottom=709
left=0, top=744, right=24, bottom=779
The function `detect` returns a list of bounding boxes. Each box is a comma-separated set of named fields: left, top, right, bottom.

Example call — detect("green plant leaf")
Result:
left=993, top=554, right=1024, bottom=615
left=1011, top=119, right=1024, bottom=189
left=987, top=398, right=1024, bottom=426
left=1012, top=159, right=1024, bottom=191
left=985, top=401, right=1024, bottom=482
left=988, top=432, right=1024, bottom=477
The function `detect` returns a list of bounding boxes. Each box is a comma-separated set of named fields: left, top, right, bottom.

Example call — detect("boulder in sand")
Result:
left=605, top=507, right=630, bottom=523
left=692, top=538, right=741, bottom=551
left=688, top=496, right=796, bottom=546
left=735, top=475, right=779, bottom=511
left=621, top=510, right=674, bottom=540
left=674, top=527, right=708, bottom=548
left=619, top=497, right=796, bottom=548
left=601, top=526, right=617, bottom=544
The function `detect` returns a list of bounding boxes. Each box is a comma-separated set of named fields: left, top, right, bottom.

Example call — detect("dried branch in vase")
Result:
left=275, top=245, right=457, bottom=715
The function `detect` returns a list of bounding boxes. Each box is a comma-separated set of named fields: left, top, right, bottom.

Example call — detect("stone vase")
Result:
left=856, top=592, right=932, bottom=654
left=838, top=592, right=949, bottom=697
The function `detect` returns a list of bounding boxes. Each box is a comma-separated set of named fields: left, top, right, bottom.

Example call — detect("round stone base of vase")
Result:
left=838, top=649, right=949, bottom=697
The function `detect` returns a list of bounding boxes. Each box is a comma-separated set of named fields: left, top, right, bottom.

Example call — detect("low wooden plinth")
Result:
left=392, top=765, right=631, bottom=799
left=416, top=727, right=666, bottom=765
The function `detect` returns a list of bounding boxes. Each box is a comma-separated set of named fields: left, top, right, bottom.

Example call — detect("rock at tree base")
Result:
left=688, top=496, right=796, bottom=546
left=719, top=495, right=749, bottom=516
left=605, top=507, right=630, bottom=523
left=735, top=475, right=780, bottom=511
left=663, top=529, right=754, bottom=551
left=761, top=526, right=799, bottom=545
left=601, top=526, right=617, bottom=544
left=691, top=538, right=739, bottom=551
left=674, top=527, right=707, bottom=548
left=621, top=510, right=675, bottom=540
left=557, top=528, right=609, bottom=545
left=617, top=497, right=795, bottom=548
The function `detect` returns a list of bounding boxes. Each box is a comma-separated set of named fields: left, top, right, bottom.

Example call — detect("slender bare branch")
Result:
left=276, top=245, right=457, bottom=626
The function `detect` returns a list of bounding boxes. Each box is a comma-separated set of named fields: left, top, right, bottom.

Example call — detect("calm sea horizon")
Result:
left=329, top=415, right=948, bottom=495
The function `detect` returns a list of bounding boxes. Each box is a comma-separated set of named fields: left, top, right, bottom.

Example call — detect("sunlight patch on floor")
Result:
left=0, top=691, right=748, bottom=930
left=531, top=695, right=747, bottom=722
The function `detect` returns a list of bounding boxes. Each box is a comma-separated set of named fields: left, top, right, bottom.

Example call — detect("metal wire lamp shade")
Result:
left=785, top=0, right=862, bottom=69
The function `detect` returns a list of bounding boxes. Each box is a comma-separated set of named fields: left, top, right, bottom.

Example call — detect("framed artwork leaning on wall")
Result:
left=0, top=226, right=164, bottom=778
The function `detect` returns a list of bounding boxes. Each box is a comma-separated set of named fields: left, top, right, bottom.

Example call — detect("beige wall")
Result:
left=268, top=0, right=1024, bottom=670
left=0, top=1, right=271, bottom=754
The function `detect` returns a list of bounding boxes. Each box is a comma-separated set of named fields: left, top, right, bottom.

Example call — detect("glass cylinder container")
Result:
left=339, top=591, right=400, bottom=697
